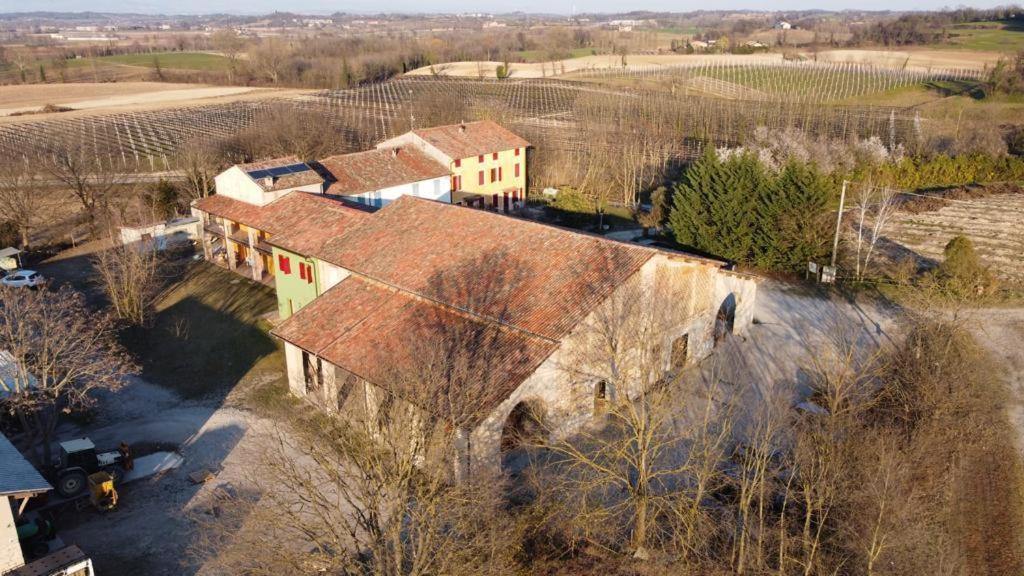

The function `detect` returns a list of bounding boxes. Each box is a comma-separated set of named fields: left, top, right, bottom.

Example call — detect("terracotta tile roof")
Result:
left=268, top=201, right=372, bottom=256
left=411, top=120, right=530, bottom=161
left=194, top=192, right=368, bottom=249
left=318, top=147, right=449, bottom=197
left=314, top=196, right=658, bottom=341
left=272, top=276, right=558, bottom=420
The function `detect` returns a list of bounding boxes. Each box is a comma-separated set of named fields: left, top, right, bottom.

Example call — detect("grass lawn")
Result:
left=513, top=47, right=597, bottom=62
left=123, top=263, right=283, bottom=399
left=98, top=52, right=231, bottom=71
left=944, top=20, right=1024, bottom=53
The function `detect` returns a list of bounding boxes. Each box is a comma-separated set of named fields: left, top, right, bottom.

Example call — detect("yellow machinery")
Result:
left=87, top=472, right=118, bottom=511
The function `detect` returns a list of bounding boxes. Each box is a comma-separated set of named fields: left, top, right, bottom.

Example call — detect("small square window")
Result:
left=515, top=148, right=521, bottom=156
left=454, top=158, right=461, bottom=168
left=492, top=152, right=498, bottom=160
left=478, top=155, right=484, bottom=163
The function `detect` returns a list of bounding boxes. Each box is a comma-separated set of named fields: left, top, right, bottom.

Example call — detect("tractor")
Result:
left=51, top=438, right=128, bottom=498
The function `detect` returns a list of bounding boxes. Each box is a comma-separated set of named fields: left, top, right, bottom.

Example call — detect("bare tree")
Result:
left=177, top=143, right=221, bottom=202
left=92, top=240, right=163, bottom=327
left=532, top=271, right=736, bottom=562
left=0, top=286, right=135, bottom=466
left=251, top=39, right=290, bottom=85
left=851, top=182, right=898, bottom=281
left=212, top=28, right=246, bottom=84
left=44, top=142, right=120, bottom=236
left=0, top=161, right=48, bottom=248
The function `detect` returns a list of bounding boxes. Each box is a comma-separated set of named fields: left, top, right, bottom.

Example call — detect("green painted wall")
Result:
left=272, top=246, right=320, bottom=320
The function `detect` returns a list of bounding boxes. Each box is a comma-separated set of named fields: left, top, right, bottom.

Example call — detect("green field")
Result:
left=945, top=20, right=1024, bottom=53
left=98, top=52, right=231, bottom=70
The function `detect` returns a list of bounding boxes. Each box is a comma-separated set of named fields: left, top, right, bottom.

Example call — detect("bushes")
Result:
left=931, top=235, right=999, bottom=298
left=865, top=153, right=1024, bottom=190
left=667, top=148, right=833, bottom=271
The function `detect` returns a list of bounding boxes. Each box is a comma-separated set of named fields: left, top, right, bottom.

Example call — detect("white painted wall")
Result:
left=0, top=496, right=24, bottom=573
left=317, top=261, right=351, bottom=293
left=284, top=342, right=307, bottom=398
left=468, top=255, right=757, bottom=473
left=213, top=166, right=323, bottom=206
left=341, top=176, right=451, bottom=208
left=119, top=217, right=200, bottom=250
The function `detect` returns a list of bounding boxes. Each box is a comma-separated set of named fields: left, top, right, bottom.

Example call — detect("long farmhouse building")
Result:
left=193, top=120, right=529, bottom=283
left=191, top=120, right=758, bottom=475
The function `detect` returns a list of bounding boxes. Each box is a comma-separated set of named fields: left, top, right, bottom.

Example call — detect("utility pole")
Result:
left=830, top=180, right=848, bottom=268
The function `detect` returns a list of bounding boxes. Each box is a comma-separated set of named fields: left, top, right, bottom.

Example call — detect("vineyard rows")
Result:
left=0, top=72, right=929, bottom=171
left=572, top=60, right=983, bottom=103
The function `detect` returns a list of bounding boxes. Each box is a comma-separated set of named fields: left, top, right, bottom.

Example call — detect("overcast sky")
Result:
left=0, top=0, right=1004, bottom=15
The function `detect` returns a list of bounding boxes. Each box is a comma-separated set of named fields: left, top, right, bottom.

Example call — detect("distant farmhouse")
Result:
left=191, top=119, right=757, bottom=475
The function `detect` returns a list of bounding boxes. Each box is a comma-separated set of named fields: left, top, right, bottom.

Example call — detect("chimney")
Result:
left=459, top=121, right=466, bottom=133
left=262, top=176, right=274, bottom=188
left=391, top=147, right=400, bottom=157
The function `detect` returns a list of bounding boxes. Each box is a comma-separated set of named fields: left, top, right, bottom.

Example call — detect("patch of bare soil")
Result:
left=0, top=82, right=311, bottom=123
left=886, top=183, right=1024, bottom=281
left=810, top=48, right=1003, bottom=71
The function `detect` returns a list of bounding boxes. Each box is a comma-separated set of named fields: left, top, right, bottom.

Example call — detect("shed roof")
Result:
left=0, top=433, right=52, bottom=497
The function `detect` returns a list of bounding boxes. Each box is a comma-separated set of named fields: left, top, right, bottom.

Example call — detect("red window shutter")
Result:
left=299, top=263, right=306, bottom=280
left=490, top=168, right=496, bottom=183
left=498, top=166, right=503, bottom=181
left=478, top=154, right=484, bottom=163
left=515, top=163, right=520, bottom=178
left=278, top=255, right=291, bottom=274
left=307, top=266, right=314, bottom=284
left=478, top=171, right=484, bottom=185
left=454, top=158, right=461, bottom=168
left=492, top=152, right=498, bottom=160
left=515, top=147, right=521, bottom=156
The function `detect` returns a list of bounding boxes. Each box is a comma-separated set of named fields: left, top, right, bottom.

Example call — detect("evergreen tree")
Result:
left=668, top=147, right=764, bottom=263
left=754, top=161, right=833, bottom=271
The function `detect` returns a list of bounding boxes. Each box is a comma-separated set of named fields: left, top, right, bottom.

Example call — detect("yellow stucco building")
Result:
left=377, top=120, right=530, bottom=212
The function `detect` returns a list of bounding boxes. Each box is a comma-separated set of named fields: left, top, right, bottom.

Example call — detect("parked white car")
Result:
left=1, top=270, right=45, bottom=288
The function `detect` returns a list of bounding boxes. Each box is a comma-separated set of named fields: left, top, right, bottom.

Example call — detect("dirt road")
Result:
left=52, top=377, right=271, bottom=575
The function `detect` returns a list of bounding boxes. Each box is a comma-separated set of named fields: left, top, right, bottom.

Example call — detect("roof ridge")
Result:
left=389, top=196, right=722, bottom=266
left=350, top=272, right=560, bottom=345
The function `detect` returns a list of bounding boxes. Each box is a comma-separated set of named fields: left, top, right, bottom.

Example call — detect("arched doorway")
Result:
left=593, top=380, right=609, bottom=416
left=501, top=400, right=546, bottom=454
left=714, top=293, right=737, bottom=344
left=500, top=400, right=546, bottom=475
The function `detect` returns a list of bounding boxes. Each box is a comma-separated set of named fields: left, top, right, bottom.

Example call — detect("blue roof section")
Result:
left=0, top=434, right=51, bottom=497
left=246, top=162, right=313, bottom=180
